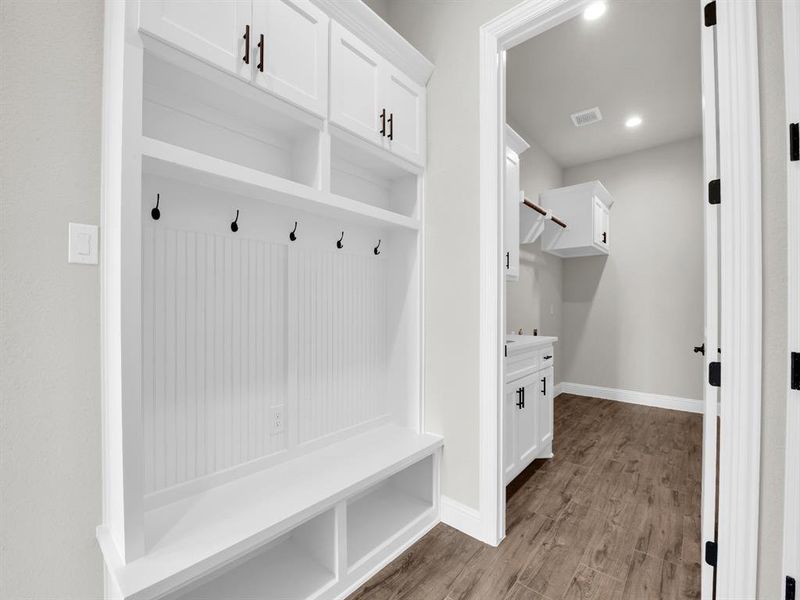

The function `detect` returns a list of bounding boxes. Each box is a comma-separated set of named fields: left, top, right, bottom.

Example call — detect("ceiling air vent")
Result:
left=570, top=107, right=603, bottom=127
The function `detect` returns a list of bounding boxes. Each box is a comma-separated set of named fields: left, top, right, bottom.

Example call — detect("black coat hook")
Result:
left=289, top=221, right=298, bottom=241
left=336, top=231, right=344, bottom=249
left=151, top=194, right=161, bottom=220
left=231, top=209, right=240, bottom=233
left=374, top=239, right=381, bottom=255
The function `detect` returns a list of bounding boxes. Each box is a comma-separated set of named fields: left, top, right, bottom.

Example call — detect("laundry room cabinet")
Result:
left=503, top=125, right=529, bottom=281
left=140, top=0, right=330, bottom=118
left=541, top=180, right=613, bottom=258
left=504, top=336, right=556, bottom=484
left=100, top=2, right=436, bottom=599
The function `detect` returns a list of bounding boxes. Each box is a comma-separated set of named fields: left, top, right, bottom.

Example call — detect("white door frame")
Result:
left=783, top=0, right=800, bottom=596
left=478, top=2, right=763, bottom=598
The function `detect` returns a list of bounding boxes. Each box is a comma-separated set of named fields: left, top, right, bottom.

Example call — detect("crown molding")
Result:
left=311, top=0, right=434, bottom=85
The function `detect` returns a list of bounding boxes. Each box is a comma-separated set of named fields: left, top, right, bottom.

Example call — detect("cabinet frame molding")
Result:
left=478, top=7, right=763, bottom=600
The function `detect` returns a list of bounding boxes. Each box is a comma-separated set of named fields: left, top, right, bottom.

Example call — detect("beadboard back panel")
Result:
left=295, top=250, right=389, bottom=445
left=142, top=227, right=288, bottom=494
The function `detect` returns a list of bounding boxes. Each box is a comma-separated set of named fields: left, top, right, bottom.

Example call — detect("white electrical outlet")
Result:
left=271, top=406, right=284, bottom=435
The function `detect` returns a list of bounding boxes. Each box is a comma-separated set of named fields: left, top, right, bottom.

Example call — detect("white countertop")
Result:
left=505, top=335, right=557, bottom=355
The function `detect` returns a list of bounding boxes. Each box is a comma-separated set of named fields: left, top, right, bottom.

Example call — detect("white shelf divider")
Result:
left=98, top=425, right=441, bottom=600
left=141, top=136, right=421, bottom=231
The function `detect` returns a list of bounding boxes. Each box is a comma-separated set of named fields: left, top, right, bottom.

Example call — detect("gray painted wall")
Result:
left=386, top=0, right=522, bottom=509
left=0, top=1, right=105, bottom=597
left=560, top=137, right=705, bottom=400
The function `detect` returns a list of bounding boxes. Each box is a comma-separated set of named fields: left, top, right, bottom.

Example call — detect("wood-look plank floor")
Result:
left=349, top=394, right=702, bottom=600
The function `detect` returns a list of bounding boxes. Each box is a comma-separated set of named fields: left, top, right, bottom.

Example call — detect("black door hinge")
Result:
left=791, top=123, right=799, bottom=162
left=709, top=361, right=721, bottom=387
left=704, top=1, right=717, bottom=26
left=705, top=540, right=718, bottom=567
left=709, top=179, right=721, bottom=205
left=791, top=352, right=800, bottom=391
left=787, top=576, right=796, bottom=600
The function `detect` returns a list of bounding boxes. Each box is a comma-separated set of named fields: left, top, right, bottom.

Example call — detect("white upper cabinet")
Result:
left=139, top=0, right=328, bottom=118
left=592, top=196, right=610, bottom=248
left=329, top=21, right=384, bottom=147
left=252, top=0, right=329, bottom=117
left=504, top=125, right=528, bottom=281
left=140, top=0, right=252, bottom=79
left=330, top=23, right=426, bottom=167
left=382, top=65, right=425, bottom=165
left=541, top=180, right=614, bottom=258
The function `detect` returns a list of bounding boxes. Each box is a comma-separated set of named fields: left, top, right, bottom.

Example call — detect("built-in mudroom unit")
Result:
left=98, top=3, right=439, bottom=599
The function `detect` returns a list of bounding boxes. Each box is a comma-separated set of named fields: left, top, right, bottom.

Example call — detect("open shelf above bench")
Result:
left=98, top=425, right=442, bottom=600
left=142, top=137, right=421, bottom=231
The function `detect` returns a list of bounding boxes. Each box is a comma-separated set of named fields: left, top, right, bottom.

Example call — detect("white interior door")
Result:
left=139, top=0, right=251, bottom=80
left=252, top=0, right=329, bottom=118
left=783, top=0, right=800, bottom=596
left=700, top=3, right=721, bottom=597
left=329, top=22, right=384, bottom=147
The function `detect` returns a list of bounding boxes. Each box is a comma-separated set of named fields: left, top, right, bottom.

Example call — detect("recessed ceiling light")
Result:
left=625, top=115, right=643, bottom=128
left=583, top=1, right=607, bottom=21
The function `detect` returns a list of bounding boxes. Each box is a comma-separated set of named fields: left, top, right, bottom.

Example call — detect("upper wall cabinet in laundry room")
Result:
left=139, top=0, right=329, bottom=118
left=330, top=21, right=426, bottom=167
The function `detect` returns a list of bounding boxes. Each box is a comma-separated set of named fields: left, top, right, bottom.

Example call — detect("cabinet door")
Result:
left=504, top=384, right=520, bottom=483
left=517, top=376, right=540, bottom=466
left=504, top=149, right=521, bottom=280
left=381, top=65, right=425, bottom=166
left=538, top=366, right=554, bottom=449
left=252, top=0, right=328, bottom=117
left=593, top=197, right=609, bottom=248
left=329, top=22, right=384, bottom=147
left=139, top=0, right=251, bottom=79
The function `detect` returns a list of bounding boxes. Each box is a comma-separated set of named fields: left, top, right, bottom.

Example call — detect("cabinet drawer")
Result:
left=538, top=346, right=554, bottom=371
left=506, top=350, right=539, bottom=383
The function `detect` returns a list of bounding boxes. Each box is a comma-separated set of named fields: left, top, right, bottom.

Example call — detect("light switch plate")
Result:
left=68, top=223, right=98, bottom=265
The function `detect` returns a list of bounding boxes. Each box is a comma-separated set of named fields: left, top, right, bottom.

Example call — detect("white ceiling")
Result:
left=506, top=0, right=702, bottom=168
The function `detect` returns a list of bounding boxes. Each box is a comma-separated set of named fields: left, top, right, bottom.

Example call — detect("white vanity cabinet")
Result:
left=503, top=125, right=529, bottom=281
left=139, top=0, right=329, bottom=117
left=541, top=180, right=613, bottom=258
left=330, top=23, right=426, bottom=167
left=504, top=336, right=556, bottom=484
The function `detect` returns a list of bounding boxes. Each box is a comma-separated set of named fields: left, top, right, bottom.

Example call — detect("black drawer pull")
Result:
left=257, top=33, right=264, bottom=72
left=380, top=109, right=386, bottom=136
left=543, top=355, right=552, bottom=360
left=388, top=112, right=394, bottom=140
left=541, top=377, right=547, bottom=395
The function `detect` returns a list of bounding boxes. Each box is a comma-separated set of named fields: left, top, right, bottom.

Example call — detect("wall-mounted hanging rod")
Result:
left=522, top=198, right=567, bottom=229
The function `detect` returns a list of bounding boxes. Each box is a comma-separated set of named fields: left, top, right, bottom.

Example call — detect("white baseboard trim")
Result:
left=554, top=382, right=563, bottom=397
left=558, top=382, right=703, bottom=414
left=440, top=495, right=483, bottom=540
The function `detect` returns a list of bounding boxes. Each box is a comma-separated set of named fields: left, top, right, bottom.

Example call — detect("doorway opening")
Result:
left=479, top=1, right=762, bottom=598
